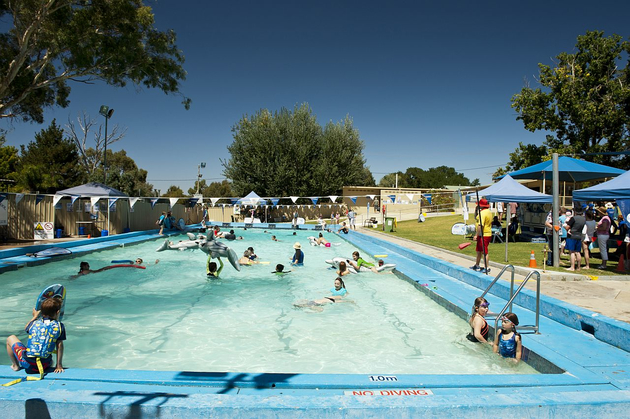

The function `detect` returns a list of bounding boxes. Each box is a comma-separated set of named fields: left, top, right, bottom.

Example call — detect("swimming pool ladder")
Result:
left=480, top=265, right=541, bottom=335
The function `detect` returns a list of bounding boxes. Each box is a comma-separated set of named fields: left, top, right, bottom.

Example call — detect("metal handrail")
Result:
left=480, top=266, right=541, bottom=335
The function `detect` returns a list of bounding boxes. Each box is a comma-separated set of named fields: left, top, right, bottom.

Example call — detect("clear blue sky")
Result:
left=3, top=0, right=629, bottom=194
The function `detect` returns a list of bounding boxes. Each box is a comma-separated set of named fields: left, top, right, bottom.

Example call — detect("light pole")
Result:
left=196, top=162, right=206, bottom=194
left=99, top=105, right=114, bottom=185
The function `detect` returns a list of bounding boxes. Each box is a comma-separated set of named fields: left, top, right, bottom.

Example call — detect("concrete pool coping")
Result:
left=1, top=224, right=630, bottom=417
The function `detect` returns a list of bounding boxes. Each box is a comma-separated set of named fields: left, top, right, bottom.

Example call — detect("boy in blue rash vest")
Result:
left=493, top=312, right=522, bottom=361
left=349, top=251, right=378, bottom=273
left=6, top=297, right=66, bottom=373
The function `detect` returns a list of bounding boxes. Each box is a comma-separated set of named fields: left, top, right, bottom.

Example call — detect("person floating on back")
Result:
left=6, top=297, right=66, bottom=374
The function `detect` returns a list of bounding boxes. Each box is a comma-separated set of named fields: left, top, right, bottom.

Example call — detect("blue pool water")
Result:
left=0, top=229, right=536, bottom=375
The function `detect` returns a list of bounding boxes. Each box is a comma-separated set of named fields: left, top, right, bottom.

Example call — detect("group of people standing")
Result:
left=545, top=202, right=628, bottom=271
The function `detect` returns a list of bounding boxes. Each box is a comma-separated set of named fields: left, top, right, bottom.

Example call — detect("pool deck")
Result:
left=1, top=225, right=630, bottom=417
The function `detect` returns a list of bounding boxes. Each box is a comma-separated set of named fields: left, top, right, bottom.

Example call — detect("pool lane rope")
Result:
left=2, top=357, right=44, bottom=387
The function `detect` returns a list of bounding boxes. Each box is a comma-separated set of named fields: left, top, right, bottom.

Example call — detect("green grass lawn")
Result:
left=380, top=215, right=626, bottom=277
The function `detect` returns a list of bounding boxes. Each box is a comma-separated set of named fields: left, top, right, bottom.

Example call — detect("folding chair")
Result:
left=491, top=226, right=504, bottom=243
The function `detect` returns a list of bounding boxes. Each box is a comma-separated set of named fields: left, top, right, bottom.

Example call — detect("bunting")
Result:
left=210, top=197, right=221, bottom=206
left=90, top=197, right=100, bottom=207
left=350, top=196, right=357, bottom=204
left=150, top=198, right=159, bottom=209
left=310, top=197, right=319, bottom=205
left=367, top=194, right=375, bottom=200
left=189, top=197, right=199, bottom=207
left=406, top=193, right=415, bottom=202
left=70, top=195, right=80, bottom=205
left=388, top=194, right=396, bottom=203
left=329, top=195, right=338, bottom=203
left=271, top=198, right=280, bottom=206
left=0, top=193, right=6, bottom=204
left=169, top=198, right=179, bottom=208
left=53, top=195, right=63, bottom=207
left=15, top=193, right=24, bottom=205
left=128, top=197, right=139, bottom=209
left=425, top=194, right=432, bottom=205
left=35, top=195, right=45, bottom=205
left=290, top=196, right=299, bottom=204
left=109, top=198, right=119, bottom=208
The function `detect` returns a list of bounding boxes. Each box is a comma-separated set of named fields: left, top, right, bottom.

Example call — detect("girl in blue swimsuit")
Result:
left=493, top=312, right=522, bottom=360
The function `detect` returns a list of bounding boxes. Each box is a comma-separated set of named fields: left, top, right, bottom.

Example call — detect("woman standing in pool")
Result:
left=291, top=242, right=304, bottom=265
left=493, top=312, right=522, bottom=361
left=467, top=297, right=490, bottom=343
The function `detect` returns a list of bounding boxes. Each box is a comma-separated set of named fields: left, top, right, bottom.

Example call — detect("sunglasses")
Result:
left=480, top=302, right=490, bottom=308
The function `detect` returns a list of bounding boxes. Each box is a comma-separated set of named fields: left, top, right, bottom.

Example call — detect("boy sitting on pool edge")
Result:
left=6, top=297, right=66, bottom=374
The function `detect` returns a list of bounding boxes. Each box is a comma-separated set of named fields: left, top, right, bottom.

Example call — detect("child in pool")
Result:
left=467, top=297, right=490, bottom=344
left=76, top=261, right=107, bottom=275
left=207, top=257, right=224, bottom=279
left=293, top=278, right=348, bottom=311
left=336, top=260, right=351, bottom=276
left=349, top=251, right=378, bottom=273
left=273, top=264, right=292, bottom=275
left=493, top=312, right=522, bottom=361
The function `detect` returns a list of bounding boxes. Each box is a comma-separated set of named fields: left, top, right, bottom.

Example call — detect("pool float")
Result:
left=156, top=236, right=206, bottom=252
left=199, top=236, right=241, bottom=272
left=111, top=260, right=134, bottom=264
left=28, top=248, right=72, bottom=258
left=36, top=284, right=66, bottom=321
left=325, top=257, right=396, bottom=273
left=102, top=264, right=146, bottom=270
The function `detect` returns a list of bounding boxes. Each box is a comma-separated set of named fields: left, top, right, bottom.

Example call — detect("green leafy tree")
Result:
left=87, top=150, right=153, bottom=196
left=187, top=179, right=234, bottom=197
left=0, top=134, right=19, bottom=188
left=0, top=0, right=190, bottom=123
left=162, top=185, right=184, bottom=197
left=511, top=31, right=630, bottom=169
left=223, top=103, right=372, bottom=196
left=17, top=119, right=81, bottom=192
left=379, top=167, right=478, bottom=188
left=378, top=172, right=404, bottom=188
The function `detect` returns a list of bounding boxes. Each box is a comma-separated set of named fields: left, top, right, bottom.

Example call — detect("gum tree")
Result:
left=0, top=0, right=190, bottom=123
left=510, top=31, right=630, bottom=169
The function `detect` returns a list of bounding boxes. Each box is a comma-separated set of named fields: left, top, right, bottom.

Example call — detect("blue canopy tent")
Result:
left=499, top=156, right=625, bottom=182
left=56, top=182, right=128, bottom=234
left=477, top=175, right=553, bottom=261
left=573, top=170, right=630, bottom=229
left=573, top=170, right=630, bottom=201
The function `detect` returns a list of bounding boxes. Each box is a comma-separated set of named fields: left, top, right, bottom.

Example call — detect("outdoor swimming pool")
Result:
left=0, top=228, right=537, bottom=375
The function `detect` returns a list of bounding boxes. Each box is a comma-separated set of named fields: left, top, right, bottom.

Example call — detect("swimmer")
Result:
left=238, top=250, right=258, bottom=266
left=271, top=235, right=279, bottom=241
left=291, top=242, right=304, bottom=265
left=336, top=260, right=351, bottom=276
left=207, top=257, right=224, bottom=279
left=493, top=312, right=522, bottom=361
left=349, top=251, right=378, bottom=273
left=224, top=229, right=243, bottom=240
left=247, top=247, right=258, bottom=260
left=273, top=264, right=292, bottom=274
left=293, top=277, right=349, bottom=312
left=467, top=297, right=490, bottom=344
left=315, top=232, right=329, bottom=246
left=134, top=258, right=159, bottom=265
left=76, top=261, right=107, bottom=275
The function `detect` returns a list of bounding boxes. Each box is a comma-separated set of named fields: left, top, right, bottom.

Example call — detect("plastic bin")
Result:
left=55, top=229, right=63, bottom=238
left=101, top=230, right=109, bottom=237
left=384, top=217, right=396, bottom=232
left=78, top=226, right=85, bottom=236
